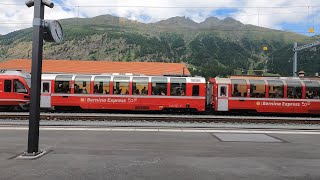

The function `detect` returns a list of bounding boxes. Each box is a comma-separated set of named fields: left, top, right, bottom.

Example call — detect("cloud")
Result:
left=0, top=0, right=319, bottom=35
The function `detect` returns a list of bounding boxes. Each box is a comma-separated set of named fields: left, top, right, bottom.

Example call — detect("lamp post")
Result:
left=23, top=0, right=63, bottom=157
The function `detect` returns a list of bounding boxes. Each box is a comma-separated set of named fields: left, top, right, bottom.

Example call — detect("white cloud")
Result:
left=0, top=0, right=319, bottom=35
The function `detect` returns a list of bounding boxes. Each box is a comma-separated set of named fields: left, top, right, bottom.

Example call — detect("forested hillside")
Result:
left=0, top=15, right=319, bottom=78
left=268, top=44, right=320, bottom=76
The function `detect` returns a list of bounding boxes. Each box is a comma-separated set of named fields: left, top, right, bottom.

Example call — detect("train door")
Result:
left=217, top=84, right=228, bottom=111
left=40, top=81, right=51, bottom=108
left=206, top=82, right=213, bottom=107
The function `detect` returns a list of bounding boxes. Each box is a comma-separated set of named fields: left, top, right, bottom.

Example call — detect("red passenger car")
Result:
left=0, top=70, right=30, bottom=110
left=40, top=73, right=206, bottom=112
left=208, top=77, right=320, bottom=114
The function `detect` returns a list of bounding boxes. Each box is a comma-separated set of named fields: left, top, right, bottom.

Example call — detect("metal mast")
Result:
left=293, top=41, right=320, bottom=77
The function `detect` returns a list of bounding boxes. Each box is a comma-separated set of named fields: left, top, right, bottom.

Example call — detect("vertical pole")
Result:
left=293, top=42, right=297, bottom=77
left=27, top=0, right=45, bottom=154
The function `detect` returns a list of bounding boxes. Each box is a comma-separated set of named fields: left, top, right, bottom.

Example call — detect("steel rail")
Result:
left=0, top=112, right=319, bottom=124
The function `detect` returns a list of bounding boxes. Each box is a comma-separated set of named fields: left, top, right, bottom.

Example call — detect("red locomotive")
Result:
left=0, top=70, right=31, bottom=111
left=1, top=70, right=320, bottom=114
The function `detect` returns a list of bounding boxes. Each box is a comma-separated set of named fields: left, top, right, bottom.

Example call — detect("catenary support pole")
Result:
left=293, top=42, right=297, bottom=77
left=292, top=41, right=320, bottom=77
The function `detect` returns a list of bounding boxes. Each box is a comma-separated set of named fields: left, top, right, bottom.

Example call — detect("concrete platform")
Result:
left=1, top=127, right=320, bottom=179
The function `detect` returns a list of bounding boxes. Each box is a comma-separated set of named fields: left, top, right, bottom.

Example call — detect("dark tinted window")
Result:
left=192, top=85, right=199, bottom=96
left=170, top=78, right=186, bottom=96
left=151, top=77, right=167, bottom=95
left=14, top=80, right=28, bottom=94
left=304, top=80, right=320, bottom=99
left=268, top=80, right=284, bottom=98
left=4, top=80, right=11, bottom=92
left=43, top=82, right=50, bottom=93
left=55, top=75, right=72, bottom=94
left=220, top=86, right=227, bottom=96
left=286, top=80, right=302, bottom=99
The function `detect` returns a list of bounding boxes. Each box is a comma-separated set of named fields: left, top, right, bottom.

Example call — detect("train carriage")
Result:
left=0, top=70, right=30, bottom=110
left=209, top=77, right=320, bottom=114
left=40, top=73, right=207, bottom=112
left=1, top=69, right=319, bottom=115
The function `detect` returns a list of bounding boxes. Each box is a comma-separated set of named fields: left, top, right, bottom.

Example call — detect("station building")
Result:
left=0, top=59, right=190, bottom=76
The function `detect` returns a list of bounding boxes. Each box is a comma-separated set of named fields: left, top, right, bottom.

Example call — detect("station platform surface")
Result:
left=1, top=126, right=320, bottom=180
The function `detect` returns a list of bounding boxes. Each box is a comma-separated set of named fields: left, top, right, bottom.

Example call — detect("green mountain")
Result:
left=0, top=15, right=319, bottom=78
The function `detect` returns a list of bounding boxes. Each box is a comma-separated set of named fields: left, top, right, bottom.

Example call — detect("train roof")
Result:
left=229, top=76, right=320, bottom=81
left=212, top=76, right=320, bottom=84
left=41, top=73, right=206, bottom=83
left=0, top=70, right=31, bottom=79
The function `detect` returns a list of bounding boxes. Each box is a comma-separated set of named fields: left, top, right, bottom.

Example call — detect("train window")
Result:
left=113, top=76, right=130, bottom=95
left=94, top=76, right=110, bottom=94
left=14, top=80, right=28, bottom=94
left=132, top=77, right=148, bottom=95
left=75, top=76, right=91, bottom=94
left=192, top=85, right=199, bottom=96
left=304, top=81, right=320, bottom=99
left=170, top=78, right=186, bottom=96
left=220, top=86, right=227, bottom=97
left=267, top=80, right=284, bottom=98
left=286, top=80, right=302, bottom=99
left=151, top=77, right=167, bottom=95
left=4, top=80, right=12, bottom=92
left=43, top=82, right=50, bottom=93
left=55, top=75, right=72, bottom=94
left=231, top=79, right=247, bottom=97
left=249, top=80, right=265, bottom=98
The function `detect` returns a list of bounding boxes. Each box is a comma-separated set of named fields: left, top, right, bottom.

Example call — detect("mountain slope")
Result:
left=0, top=14, right=318, bottom=77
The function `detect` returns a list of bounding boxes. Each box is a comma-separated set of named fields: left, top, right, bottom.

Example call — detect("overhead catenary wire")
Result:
left=1, top=2, right=320, bottom=9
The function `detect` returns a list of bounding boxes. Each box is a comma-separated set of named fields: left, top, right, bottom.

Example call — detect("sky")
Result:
left=0, top=0, right=320, bottom=36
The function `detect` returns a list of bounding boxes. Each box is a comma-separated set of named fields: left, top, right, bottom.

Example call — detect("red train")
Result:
left=208, top=77, right=320, bottom=114
left=0, top=70, right=30, bottom=111
left=1, top=70, right=320, bottom=114
left=40, top=73, right=207, bottom=112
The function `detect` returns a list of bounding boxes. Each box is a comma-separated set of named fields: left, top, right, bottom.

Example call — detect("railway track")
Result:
left=0, top=112, right=319, bottom=124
